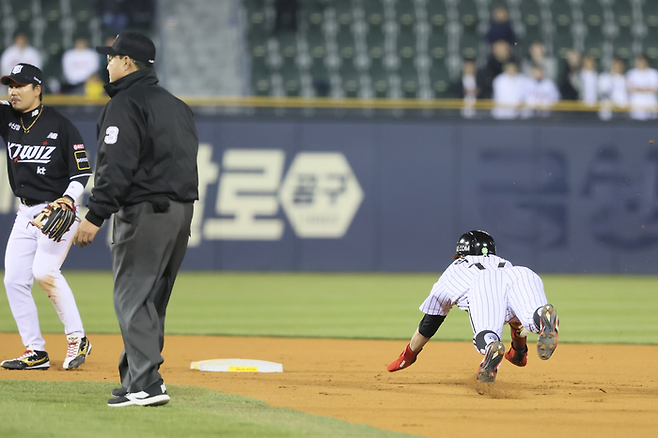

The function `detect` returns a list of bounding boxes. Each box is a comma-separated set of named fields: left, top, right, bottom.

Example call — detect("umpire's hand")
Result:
left=73, top=218, right=100, bottom=248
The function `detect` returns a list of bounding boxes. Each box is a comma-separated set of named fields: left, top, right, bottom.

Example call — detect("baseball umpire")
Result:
left=0, top=63, right=92, bottom=371
left=73, top=31, right=199, bottom=407
left=387, top=230, right=559, bottom=386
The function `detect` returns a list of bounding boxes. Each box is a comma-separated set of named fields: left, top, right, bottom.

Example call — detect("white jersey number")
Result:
left=104, top=126, right=119, bottom=144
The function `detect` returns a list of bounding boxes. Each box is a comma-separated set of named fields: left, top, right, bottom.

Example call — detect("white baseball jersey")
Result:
left=419, top=254, right=512, bottom=316
left=468, top=265, right=548, bottom=342
left=420, top=255, right=548, bottom=348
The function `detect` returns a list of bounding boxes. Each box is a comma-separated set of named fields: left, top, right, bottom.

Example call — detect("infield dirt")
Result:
left=1, top=333, right=657, bottom=438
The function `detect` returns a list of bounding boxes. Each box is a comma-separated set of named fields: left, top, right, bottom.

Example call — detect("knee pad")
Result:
left=418, top=314, right=446, bottom=338
left=473, top=330, right=501, bottom=354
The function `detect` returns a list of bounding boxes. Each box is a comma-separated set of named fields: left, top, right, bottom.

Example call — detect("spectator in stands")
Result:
left=485, top=5, right=516, bottom=47
left=598, top=57, right=628, bottom=120
left=580, top=55, right=599, bottom=107
left=1, top=31, right=42, bottom=75
left=84, top=73, right=105, bottom=99
left=61, top=36, right=100, bottom=94
left=558, top=49, right=582, bottom=100
left=449, top=58, right=478, bottom=118
left=477, top=39, right=516, bottom=99
left=521, top=41, right=557, bottom=83
left=449, top=58, right=478, bottom=99
left=523, top=65, right=560, bottom=118
left=626, top=54, right=658, bottom=121
left=492, top=61, right=528, bottom=119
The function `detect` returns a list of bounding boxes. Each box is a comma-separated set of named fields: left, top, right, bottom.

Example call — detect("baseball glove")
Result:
left=30, top=197, right=78, bottom=242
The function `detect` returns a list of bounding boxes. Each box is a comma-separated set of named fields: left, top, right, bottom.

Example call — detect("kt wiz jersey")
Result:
left=0, top=102, right=91, bottom=201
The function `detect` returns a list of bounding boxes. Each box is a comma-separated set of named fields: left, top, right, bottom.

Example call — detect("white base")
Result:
left=190, top=358, right=283, bottom=373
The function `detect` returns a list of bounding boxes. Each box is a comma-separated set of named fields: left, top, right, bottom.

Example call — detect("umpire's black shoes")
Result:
left=107, top=380, right=170, bottom=407
left=1, top=349, right=50, bottom=370
left=110, top=387, right=128, bottom=398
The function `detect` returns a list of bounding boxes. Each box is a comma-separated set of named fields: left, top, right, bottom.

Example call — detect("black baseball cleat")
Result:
left=108, top=380, right=170, bottom=407
left=1, top=350, right=50, bottom=370
left=63, top=336, right=92, bottom=370
left=477, top=341, right=505, bottom=384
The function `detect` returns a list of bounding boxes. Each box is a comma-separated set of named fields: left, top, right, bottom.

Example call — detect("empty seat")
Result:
left=277, top=30, right=297, bottom=60
left=41, top=22, right=64, bottom=58
left=9, top=0, right=31, bottom=26
left=396, top=30, right=416, bottom=69
left=251, top=70, right=272, bottom=96
left=428, top=31, right=448, bottom=62
left=336, top=27, right=357, bottom=63
left=278, top=59, right=301, bottom=97
left=518, top=0, right=543, bottom=49
left=459, top=30, right=479, bottom=60
left=366, top=25, right=386, bottom=61
left=334, top=0, right=354, bottom=35
left=426, top=0, right=448, bottom=35
left=581, top=0, right=605, bottom=59
left=429, top=60, right=450, bottom=98
left=364, top=0, right=386, bottom=33
left=395, top=0, right=416, bottom=35
left=548, top=0, right=573, bottom=38
left=41, top=2, right=62, bottom=26
left=457, top=0, right=479, bottom=34
left=641, top=1, right=658, bottom=66
left=612, top=0, right=635, bottom=57
left=339, top=58, right=360, bottom=98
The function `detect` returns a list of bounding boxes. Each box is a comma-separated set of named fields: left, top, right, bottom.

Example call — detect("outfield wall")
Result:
left=1, top=113, right=656, bottom=273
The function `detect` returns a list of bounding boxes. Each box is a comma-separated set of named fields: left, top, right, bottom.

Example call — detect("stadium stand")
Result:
left=0, top=0, right=161, bottom=94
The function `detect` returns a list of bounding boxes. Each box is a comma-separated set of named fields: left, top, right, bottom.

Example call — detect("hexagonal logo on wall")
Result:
left=279, top=152, right=364, bottom=238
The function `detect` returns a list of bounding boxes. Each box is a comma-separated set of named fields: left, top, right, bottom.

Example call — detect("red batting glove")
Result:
left=387, top=344, right=421, bottom=372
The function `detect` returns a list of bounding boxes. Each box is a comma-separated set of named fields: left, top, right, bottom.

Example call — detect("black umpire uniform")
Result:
left=85, top=33, right=198, bottom=404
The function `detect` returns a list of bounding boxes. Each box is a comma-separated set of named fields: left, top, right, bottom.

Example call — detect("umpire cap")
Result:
left=1, top=63, right=43, bottom=86
left=96, top=31, right=156, bottom=65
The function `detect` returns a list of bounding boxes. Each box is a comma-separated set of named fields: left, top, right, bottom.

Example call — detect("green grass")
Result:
left=0, top=380, right=418, bottom=438
left=0, top=271, right=657, bottom=344
left=1, top=271, right=657, bottom=438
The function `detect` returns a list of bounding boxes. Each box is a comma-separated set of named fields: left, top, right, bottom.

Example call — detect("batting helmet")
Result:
left=452, top=230, right=496, bottom=259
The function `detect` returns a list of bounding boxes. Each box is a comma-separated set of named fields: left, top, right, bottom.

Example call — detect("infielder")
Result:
left=387, top=230, right=559, bottom=385
left=0, top=64, right=92, bottom=370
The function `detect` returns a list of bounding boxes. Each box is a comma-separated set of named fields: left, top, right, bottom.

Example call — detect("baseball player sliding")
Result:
left=0, top=64, right=92, bottom=371
left=388, top=230, right=559, bottom=386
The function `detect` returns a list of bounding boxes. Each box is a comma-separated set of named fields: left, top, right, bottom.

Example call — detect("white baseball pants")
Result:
left=4, top=202, right=85, bottom=351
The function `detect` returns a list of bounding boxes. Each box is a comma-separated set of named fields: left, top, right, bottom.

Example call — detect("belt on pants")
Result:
left=21, top=198, right=48, bottom=207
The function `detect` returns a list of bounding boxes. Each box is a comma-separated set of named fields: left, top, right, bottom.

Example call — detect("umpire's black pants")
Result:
left=111, top=200, right=194, bottom=393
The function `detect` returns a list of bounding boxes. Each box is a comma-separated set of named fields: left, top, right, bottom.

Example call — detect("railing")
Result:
left=36, top=94, right=631, bottom=112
